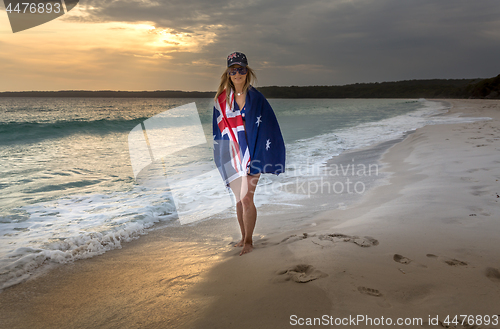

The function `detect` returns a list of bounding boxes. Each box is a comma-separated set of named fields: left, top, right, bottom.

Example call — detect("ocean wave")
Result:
left=0, top=188, right=178, bottom=291
left=0, top=118, right=148, bottom=145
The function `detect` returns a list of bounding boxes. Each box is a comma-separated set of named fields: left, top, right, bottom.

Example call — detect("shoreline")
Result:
left=0, top=132, right=403, bottom=328
left=1, top=99, right=499, bottom=328
left=0, top=98, right=430, bottom=293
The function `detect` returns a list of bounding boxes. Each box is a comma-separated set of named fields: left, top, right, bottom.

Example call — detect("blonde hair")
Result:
left=215, top=66, right=257, bottom=105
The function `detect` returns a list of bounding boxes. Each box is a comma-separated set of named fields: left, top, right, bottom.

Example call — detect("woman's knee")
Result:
left=240, top=193, right=255, bottom=209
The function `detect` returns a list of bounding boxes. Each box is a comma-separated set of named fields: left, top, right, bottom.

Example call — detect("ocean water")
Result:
left=0, top=97, right=490, bottom=290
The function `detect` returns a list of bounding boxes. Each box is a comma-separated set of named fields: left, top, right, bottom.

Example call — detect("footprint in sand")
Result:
left=393, top=254, right=427, bottom=270
left=393, top=254, right=412, bottom=264
left=485, top=267, right=500, bottom=283
left=470, top=185, right=491, bottom=197
left=255, top=237, right=275, bottom=247
left=352, top=236, right=379, bottom=247
left=318, top=233, right=379, bottom=248
left=444, top=259, right=468, bottom=266
left=426, top=254, right=468, bottom=267
left=467, top=206, right=491, bottom=217
left=357, top=286, right=382, bottom=297
left=280, top=233, right=310, bottom=244
left=276, top=264, right=328, bottom=283
left=358, top=286, right=393, bottom=309
left=278, top=233, right=379, bottom=248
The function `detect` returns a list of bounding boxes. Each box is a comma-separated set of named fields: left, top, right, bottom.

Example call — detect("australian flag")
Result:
left=213, top=86, right=286, bottom=187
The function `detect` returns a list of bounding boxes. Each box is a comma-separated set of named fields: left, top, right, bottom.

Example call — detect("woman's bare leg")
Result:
left=240, top=173, right=260, bottom=255
left=229, top=177, right=245, bottom=247
left=234, top=201, right=244, bottom=247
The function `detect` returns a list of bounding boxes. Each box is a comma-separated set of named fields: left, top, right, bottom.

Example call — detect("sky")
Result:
left=1, top=0, right=500, bottom=92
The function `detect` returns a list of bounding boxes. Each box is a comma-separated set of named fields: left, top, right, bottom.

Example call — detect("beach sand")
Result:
left=1, top=99, right=499, bottom=328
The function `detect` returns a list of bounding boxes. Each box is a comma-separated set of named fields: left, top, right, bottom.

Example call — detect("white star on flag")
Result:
left=256, top=115, right=262, bottom=127
left=266, top=139, right=271, bottom=150
left=212, top=135, right=218, bottom=150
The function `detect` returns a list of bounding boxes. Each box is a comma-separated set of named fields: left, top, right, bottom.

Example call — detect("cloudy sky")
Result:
left=1, top=0, right=499, bottom=91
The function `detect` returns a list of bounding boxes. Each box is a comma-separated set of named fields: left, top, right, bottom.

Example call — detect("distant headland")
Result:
left=1, top=74, right=499, bottom=99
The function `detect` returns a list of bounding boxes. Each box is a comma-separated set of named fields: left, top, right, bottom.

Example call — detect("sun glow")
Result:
left=0, top=5, right=224, bottom=90
left=144, top=26, right=219, bottom=53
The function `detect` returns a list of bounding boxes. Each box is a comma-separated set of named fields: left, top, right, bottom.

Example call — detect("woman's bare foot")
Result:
left=234, top=240, right=244, bottom=247
left=240, top=243, right=253, bottom=256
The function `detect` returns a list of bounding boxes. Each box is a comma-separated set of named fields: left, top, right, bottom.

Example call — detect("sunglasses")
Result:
left=228, top=67, right=248, bottom=76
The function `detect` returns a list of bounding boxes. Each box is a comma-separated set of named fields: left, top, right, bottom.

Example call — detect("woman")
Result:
left=212, top=51, right=286, bottom=255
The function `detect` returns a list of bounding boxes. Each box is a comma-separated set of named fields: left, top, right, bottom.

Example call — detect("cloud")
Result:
left=2, top=0, right=499, bottom=90
left=66, top=0, right=500, bottom=86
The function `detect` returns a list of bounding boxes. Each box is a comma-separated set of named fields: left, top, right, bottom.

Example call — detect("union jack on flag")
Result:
left=213, top=89, right=251, bottom=186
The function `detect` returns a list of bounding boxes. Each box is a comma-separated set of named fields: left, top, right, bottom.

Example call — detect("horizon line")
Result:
left=0, top=76, right=487, bottom=94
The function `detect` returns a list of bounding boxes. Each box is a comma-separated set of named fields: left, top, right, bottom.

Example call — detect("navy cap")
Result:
left=227, top=52, right=248, bottom=67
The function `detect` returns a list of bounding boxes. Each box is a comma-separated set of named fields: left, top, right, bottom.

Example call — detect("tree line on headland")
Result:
left=259, top=74, right=500, bottom=99
left=1, top=74, right=499, bottom=99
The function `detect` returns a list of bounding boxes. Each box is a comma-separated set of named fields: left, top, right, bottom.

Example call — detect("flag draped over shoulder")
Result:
left=213, top=88, right=251, bottom=185
left=212, top=86, right=286, bottom=187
